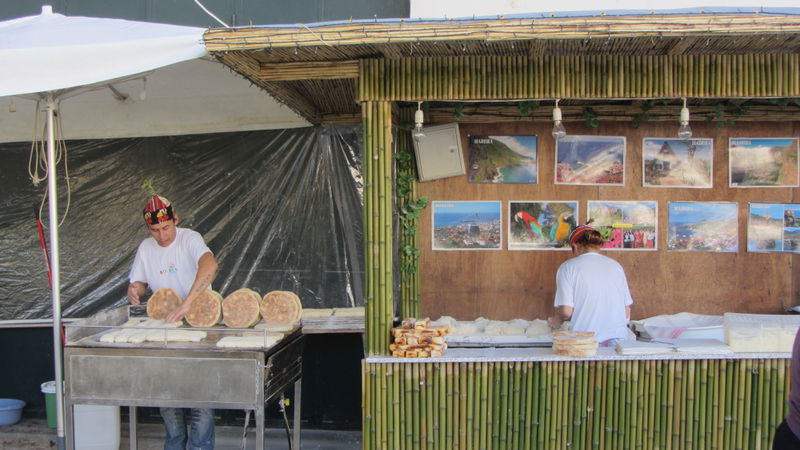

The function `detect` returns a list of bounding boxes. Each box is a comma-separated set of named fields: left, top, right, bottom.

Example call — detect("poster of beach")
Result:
left=555, top=135, right=626, bottom=185
left=729, top=137, right=799, bottom=187
left=587, top=201, right=658, bottom=250
left=508, top=201, right=577, bottom=250
left=747, top=203, right=800, bottom=253
left=432, top=201, right=502, bottom=250
left=643, top=138, right=713, bottom=188
left=667, top=202, right=738, bottom=252
left=467, top=135, right=538, bottom=183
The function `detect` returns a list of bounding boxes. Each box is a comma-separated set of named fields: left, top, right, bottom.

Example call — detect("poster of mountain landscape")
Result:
left=729, top=137, right=799, bottom=187
left=467, top=135, right=538, bottom=183
left=508, top=201, right=577, bottom=250
left=747, top=203, right=800, bottom=253
left=643, top=138, right=713, bottom=188
left=555, top=135, right=625, bottom=185
left=667, top=202, right=738, bottom=252
left=587, top=201, right=658, bottom=250
left=432, top=201, right=502, bottom=250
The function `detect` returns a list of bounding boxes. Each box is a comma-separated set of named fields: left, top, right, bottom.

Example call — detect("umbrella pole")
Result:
left=45, top=94, right=67, bottom=450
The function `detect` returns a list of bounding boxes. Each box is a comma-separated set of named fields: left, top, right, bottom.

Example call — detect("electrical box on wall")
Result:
left=411, top=123, right=466, bottom=181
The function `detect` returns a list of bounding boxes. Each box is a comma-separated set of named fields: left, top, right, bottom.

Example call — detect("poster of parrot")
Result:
left=508, top=201, right=578, bottom=250
left=588, top=201, right=658, bottom=251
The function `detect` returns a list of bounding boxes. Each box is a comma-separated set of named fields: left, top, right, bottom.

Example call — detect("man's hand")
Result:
left=127, top=282, right=146, bottom=305
left=165, top=301, right=191, bottom=323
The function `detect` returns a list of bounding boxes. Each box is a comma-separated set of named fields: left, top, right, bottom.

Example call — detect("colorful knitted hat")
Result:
left=567, top=225, right=597, bottom=246
left=141, top=180, right=175, bottom=225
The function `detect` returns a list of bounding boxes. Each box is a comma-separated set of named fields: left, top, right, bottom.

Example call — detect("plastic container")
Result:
left=40, top=381, right=57, bottom=428
left=631, top=312, right=724, bottom=341
left=74, top=404, right=120, bottom=450
left=0, top=398, right=25, bottom=426
left=724, top=313, right=800, bottom=352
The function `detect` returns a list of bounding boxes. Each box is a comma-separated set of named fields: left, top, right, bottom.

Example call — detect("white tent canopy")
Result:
left=0, top=5, right=206, bottom=96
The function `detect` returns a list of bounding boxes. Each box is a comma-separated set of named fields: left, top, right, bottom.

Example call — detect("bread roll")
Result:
left=222, top=288, right=262, bottom=328
left=260, top=290, right=302, bottom=324
left=185, top=290, right=222, bottom=328
left=146, top=288, right=182, bottom=320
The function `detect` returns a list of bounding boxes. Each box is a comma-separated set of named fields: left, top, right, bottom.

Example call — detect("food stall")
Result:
left=203, top=8, right=800, bottom=448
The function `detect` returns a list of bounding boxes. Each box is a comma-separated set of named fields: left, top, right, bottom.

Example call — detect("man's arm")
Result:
left=127, top=281, right=148, bottom=306
left=165, top=252, right=219, bottom=323
left=547, top=305, right=574, bottom=330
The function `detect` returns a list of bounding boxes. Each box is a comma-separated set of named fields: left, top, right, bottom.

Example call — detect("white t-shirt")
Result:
left=553, top=252, right=633, bottom=343
left=129, top=228, right=212, bottom=299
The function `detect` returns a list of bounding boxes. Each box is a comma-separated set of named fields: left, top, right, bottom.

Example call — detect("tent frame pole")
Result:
left=45, top=93, right=67, bottom=450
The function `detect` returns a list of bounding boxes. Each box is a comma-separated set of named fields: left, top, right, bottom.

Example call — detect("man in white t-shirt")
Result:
left=548, top=224, right=633, bottom=345
left=127, top=192, right=219, bottom=450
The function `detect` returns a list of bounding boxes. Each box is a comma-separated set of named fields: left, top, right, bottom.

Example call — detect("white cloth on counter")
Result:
left=616, top=338, right=733, bottom=355
left=615, top=340, right=673, bottom=355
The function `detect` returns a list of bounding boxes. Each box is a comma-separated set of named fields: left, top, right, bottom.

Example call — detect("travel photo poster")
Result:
left=555, top=135, right=625, bottom=186
left=467, top=135, right=538, bottom=184
left=432, top=201, right=502, bottom=250
left=729, top=137, right=799, bottom=187
left=643, top=138, right=713, bottom=188
left=587, top=201, right=658, bottom=250
left=747, top=203, right=800, bottom=253
left=508, top=201, right=578, bottom=250
left=667, top=202, right=738, bottom=252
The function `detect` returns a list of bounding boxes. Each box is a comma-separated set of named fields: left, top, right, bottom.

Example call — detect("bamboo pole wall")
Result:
left=363, top=101, right=395, bottom=356
left=358, top=54, right=800, bottom=102
left=396, top=107, right=421, bottom=319
left=363, top=358, right=789, bottom=449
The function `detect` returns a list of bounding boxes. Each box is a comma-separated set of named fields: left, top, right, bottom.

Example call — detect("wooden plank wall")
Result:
left=418, top=120, right=800, bottom=321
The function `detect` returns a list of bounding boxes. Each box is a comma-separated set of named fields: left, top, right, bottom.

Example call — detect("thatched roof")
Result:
left=204, top=9, right=800, bottom=123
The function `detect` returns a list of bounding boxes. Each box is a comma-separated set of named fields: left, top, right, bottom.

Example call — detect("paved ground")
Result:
left=0, top=417, right=361, bottom=449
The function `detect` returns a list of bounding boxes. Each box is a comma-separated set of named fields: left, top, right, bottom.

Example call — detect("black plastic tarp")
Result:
left=0, top=126, right=364, bottom=320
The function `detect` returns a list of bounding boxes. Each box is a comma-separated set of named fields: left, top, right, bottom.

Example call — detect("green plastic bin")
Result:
left=40, top=381, right=56, bottom=428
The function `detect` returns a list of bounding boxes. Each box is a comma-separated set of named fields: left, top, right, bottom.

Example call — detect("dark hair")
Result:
left=571, top=228, right=605, bottom=248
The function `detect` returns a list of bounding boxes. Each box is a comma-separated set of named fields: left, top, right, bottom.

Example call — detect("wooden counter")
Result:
left=363, top=350, right=790, bottom=449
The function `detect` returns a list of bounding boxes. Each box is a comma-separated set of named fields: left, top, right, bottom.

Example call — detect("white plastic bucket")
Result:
left=74, top=404, right=120, bottom=450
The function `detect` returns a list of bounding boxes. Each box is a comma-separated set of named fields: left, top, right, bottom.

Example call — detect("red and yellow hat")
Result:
left=141, top=180, right=175, bottom=225
left=567, top=225, right=596, bottom=246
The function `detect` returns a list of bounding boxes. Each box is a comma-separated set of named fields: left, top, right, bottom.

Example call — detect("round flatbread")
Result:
left=185, top=290, right=222, bottom=328
left=222, top=288, right=262, bottom=328
left=260, top=290, right=302, bottom=324
left=146, top=288, right=182, bottom=320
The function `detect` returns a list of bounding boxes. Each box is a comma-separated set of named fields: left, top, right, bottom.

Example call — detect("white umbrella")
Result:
left=0, top=6, right=206, bottom=448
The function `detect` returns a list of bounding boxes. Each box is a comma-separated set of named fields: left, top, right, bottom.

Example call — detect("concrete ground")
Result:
left=0, top=417, right=361, bottom=449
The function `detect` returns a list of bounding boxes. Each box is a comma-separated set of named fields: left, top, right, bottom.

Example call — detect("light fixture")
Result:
left=678, top=97, right=692, bottom=140
left=8, top=100, right=16, bottom=113
left=139, top=77, right=147, bottom=101
left=552, top=99, right=566, bottom=140
left=412, top=101, right=425, bottom=142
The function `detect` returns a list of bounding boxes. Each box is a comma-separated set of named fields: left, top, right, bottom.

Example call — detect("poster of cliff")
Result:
left=432, top=201, right=502, bottom=250
left=555, top=135, right=626, bottom=185
left=467, top=135, right=538, bottom=183
left=747, top=203, right=800, bottom=253
left=508, top=201, right=578, bottom=250
left=667, top=202, right=738, bottom=252
left=729, top=138, right=799, bottom=187
left=643, top=138, right=713, bottom=188
left=587, top=201, right=658, bottom=250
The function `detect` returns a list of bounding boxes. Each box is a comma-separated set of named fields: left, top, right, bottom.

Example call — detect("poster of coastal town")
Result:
left=587, top=201, right=658, bottom=250
left=432, top=201, right=502, bottom=250
left=747, top=203, right=800, bottom=253
left=729, top=138, right=799, bottom=187
left=467, top=135, right=538, bottom=183
left=555, top=135, right=626, bottom=185
left=508, top=201, right=577, bottom=250
left=667, top=202, right=738, bottom=252
left=643, top=138, right=713, bottom=188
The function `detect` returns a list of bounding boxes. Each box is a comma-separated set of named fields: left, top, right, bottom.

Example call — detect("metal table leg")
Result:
left=64, top=398, right=74, bottom=449
left=129, top=406, right=137, bottom=450
left=256, top=406, right=264, bottom=449
left=293, top=379, right=302, bottom=450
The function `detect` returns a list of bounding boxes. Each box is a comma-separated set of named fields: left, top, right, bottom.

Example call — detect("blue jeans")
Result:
left=160, top=407, right=215, bottom=450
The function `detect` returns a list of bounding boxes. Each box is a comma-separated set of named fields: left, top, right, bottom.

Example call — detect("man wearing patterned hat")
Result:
left=547, top=223, right=633, bottom=346
left=127, top=188, right=219, bottom=450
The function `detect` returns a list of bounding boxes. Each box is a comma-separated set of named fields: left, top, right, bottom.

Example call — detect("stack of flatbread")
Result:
left=390, top=318, right=449, bottom=358
left=260, top=291, right=302, bottom=324
left=552, top=331, right=598, bottom=357
left=146, top=288, right=182, bottom=320
left=222, top=288, right=262, bottom=328
left=185, top=290, right=223, bottom=327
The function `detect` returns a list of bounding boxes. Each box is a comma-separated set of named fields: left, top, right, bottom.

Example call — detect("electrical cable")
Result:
left=28, top=100, right=72, bottom=228
left=279, top=395, right=293, bottom=450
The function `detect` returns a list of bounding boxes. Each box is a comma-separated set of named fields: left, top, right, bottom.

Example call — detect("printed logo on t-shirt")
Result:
left=159, top=264, right=178, bottom=276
